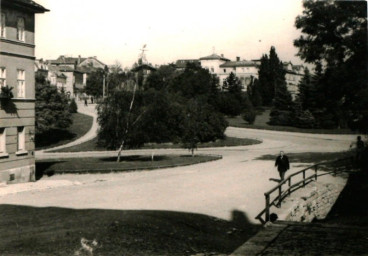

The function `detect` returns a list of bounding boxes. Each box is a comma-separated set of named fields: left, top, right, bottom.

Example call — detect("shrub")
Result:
left=295, top=110, right=315, bottom=128
left=269, top=110, right=292, bottom=126
left=242, top=108, right=256, bottom=124
left=69, top=98, right=78, bottom=113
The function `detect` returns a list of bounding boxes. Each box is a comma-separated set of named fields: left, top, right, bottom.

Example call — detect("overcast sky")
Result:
left=34, top=0, right=305, bottom=68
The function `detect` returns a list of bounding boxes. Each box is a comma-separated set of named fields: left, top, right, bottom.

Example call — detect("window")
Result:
left=17, top=69, right=25, bottom=97
left=0, top=13, right=5, bottom=38
left=17, top=127, right=25, bottom=151
left=224, top=69, right=226, bottom=73
left=17, top=17, right=25, bottom=41
left=0, top=128, right=6, bottom=154
left=0, top=67, right=5, bottom=87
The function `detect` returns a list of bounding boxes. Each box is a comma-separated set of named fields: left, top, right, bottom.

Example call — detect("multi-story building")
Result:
left=0, top=0, right=48, bottom=184
left=199, top=53, right=230, bottom=75
left=218, top=57, right=259, bottom=90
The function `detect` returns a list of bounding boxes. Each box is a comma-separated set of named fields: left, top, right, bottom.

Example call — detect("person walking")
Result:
left=275, top=151, right=290, bottom=181
left=84, top=98, right=88, bottom=106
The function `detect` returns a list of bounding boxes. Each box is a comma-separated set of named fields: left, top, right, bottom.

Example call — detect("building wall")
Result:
left=200, top=59, right=227, bottom=75
left=218, top=66, right=258, bottom=89
left=0, top=5, right=39, bottom=183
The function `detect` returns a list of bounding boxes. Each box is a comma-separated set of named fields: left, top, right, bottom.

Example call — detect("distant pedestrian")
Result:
left=84, top=98, right=88, bottom=106
left=350, top=136, right=365, bottom=167
left=91, top=96, right=94, bottom=104
left=275, top=151, right=290, bottom=181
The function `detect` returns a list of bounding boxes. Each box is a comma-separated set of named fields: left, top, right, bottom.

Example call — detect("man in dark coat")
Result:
left=275, top=151, right=290, bottom=180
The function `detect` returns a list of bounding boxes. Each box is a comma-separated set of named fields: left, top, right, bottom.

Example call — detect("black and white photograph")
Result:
left=0, top=0, right=367, bottom=255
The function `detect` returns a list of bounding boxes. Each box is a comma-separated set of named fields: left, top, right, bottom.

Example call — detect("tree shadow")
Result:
left=0, top=205, right=260, bottom=256
left=0, top=99, right=18, bottom=116
left=35, top=129, right=77, bottom=149
left=35, top=161, right=64, bottom=180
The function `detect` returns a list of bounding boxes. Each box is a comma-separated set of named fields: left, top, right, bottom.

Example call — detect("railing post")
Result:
left=315, top=164, right=318, bottom=181
left=278, top=184, right=282, bottom=207
left=288, top=177, right=291, bottom=196
left=303, top=170, right=306, bottom=187
left=265, top=194, right=270, bottom=222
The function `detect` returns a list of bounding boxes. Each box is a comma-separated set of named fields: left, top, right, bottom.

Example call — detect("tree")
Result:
left=35, top=74, right=72, bottom=135
left=258, top=47, right=286, bottom=106
left=294, top=0, right=367, bottom=130
left=217, top=72, right=244, bottom=116
left=247, top=78, right=263, bottom=107
left=269, top=80, right=293, bottom=126
left=181, top=99, right=228, bottom=156
left=144, top=64, right=177, bottom=91
left=85, top=68, right=105, bottom=98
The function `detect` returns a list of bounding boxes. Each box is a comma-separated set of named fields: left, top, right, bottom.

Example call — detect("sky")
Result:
left=34, top=0, right=306, bottom=68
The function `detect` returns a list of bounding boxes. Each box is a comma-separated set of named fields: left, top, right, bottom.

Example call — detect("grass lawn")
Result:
left=227, top=109, right=356, bottom=134
left=36, top=154, right=222, bottom=176
left=35, top=113, right=93, bottom=150
left=0, top=205, right=260, bottom=256
left=255, top=151, right=353, bottom=164
left=51, top=136, right=261, bottom=153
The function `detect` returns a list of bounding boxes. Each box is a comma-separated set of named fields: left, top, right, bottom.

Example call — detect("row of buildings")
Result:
left=175, top=53, right=305, bottom=98
left=35, top=55, right=106, bottom=98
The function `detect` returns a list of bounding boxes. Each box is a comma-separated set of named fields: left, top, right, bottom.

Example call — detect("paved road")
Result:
left=1, top=126, right=356, bottom=223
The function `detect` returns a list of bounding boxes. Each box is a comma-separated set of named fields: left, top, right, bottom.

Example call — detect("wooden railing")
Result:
left=255, top=158, right=350, bottom=224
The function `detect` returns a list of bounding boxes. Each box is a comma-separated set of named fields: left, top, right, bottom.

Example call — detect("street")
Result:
left=0, top=127, right=356, bottom=223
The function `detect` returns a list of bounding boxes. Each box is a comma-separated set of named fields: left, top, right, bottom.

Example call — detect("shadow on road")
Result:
left=0, top=205, right=260, bottom=255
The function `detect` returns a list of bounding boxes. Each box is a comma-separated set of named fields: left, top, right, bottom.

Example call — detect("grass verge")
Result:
left=227, top=113, right=356, bottom=135
left=35, top=113, right=93, bottom=150
left=0, top=205, right=260, bottom=256
left=36, top=154, right=222, bottom=176
left=51, top=136, right=261, bottom=153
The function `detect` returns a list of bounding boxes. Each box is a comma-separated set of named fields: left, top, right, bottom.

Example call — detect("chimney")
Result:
left=236, top=56, right=240, bottom=61
left=221, top=54, right=224, bottom=58
left=78, top=55, right=81, bottom=64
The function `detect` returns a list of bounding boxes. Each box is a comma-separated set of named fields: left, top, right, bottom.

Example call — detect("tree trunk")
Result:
left=117, top=140, right=124, bottom=162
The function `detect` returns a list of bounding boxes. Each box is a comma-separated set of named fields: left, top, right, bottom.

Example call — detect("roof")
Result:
left=1, top=0, right=49, bottom=13
left=175, top=59, right=200, bottom=69
left=199, top=54, right=230, bottom=61
left=50, top=56, right=87, bottom=65
left=220, top=60, right=258, bottom=68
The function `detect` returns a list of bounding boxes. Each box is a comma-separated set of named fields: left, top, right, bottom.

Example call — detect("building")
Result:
left=174, top=59, right=200, bottom=71
left=218, top=57, right=259, bottom=90
left=283, top=62, right=305, bottom=98
left=35, top=55, right=106, bottom=98
left=199, top=53, right=230, bottom=75
left=0, top=0, right=48, bottom=184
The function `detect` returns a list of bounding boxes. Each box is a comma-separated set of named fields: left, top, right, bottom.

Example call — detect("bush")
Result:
left=216, top=93, right=242, bottom=117
left=69, top=98, right=78, bottom=113
left=269, top=110, right=292, bottom=126
left=295, top=110, right=315, bottom=128
left=242, top=109, right=256, bottom=124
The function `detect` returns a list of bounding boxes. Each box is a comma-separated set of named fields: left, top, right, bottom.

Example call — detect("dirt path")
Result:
left=37, top=103, right=99, bottom=153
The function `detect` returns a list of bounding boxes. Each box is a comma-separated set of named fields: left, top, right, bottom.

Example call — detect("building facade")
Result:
left=0, top=0, right=48, bottom=184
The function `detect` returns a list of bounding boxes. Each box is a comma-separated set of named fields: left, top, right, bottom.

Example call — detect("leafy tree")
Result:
left=85, top=68, right=105, bottom=98
left=181, top=99, right=228, bottom=156
left=35, top=74, right=72, bottom=135
left=144, top=64, right=177, bottom=91
left=294, top=0, right=367, bottom=130
left=258, top=47, right=286, bottom=106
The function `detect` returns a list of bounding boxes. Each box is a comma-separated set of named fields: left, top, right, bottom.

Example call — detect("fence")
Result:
left=255, top=158, right=350, bottom=224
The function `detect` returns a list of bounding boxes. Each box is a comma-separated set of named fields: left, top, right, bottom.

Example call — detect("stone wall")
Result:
left=275, top=176, right=347, bottom=222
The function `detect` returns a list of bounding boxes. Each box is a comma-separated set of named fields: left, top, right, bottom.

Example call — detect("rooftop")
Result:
left=1, top=0, right=49, bottom=13
left=199, top=54, right=230, bottom=61
left=220, top=60, right=258, bottom=68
